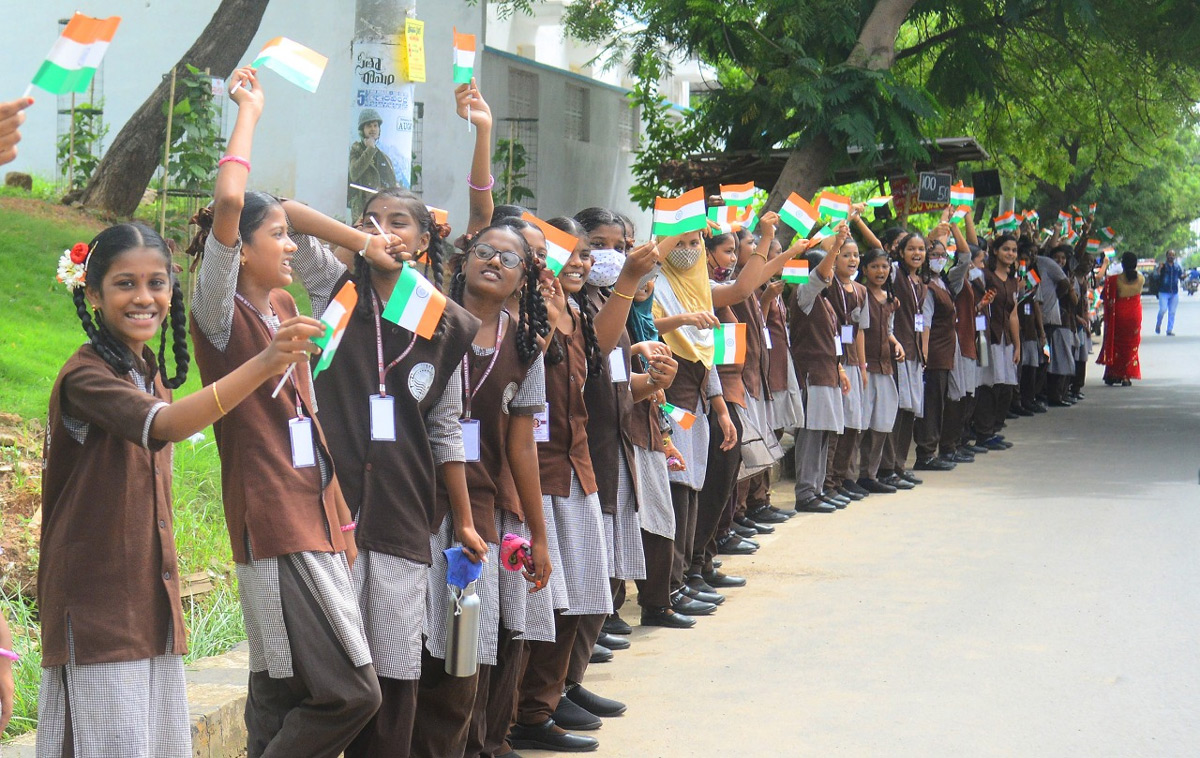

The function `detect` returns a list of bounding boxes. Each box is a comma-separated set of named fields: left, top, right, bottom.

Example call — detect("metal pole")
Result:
left=160, top=67, right=178, bottom=237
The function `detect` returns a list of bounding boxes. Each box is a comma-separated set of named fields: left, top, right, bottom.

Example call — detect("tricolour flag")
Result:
left=782, top=259, right=810, bottom=284
left=426, top=206, right=449, bottom=226
left=1064, top=227, right=1079, bottom=244
left=1086, top=238, right=1101, bottom=253
left=1088, top=202, right=1097, bottom=215
left=779, top=192, right=819, bottom=236
left=993, top=211, right=1018, bottom=231
left=865, top=195, right=892, bottom=208
left=1024, top=267, right=1041, bottom=289
left=712, top=322, right=747, bottom=365
left=1100, top=226, right=1117, bottom=241
left=719, top=182, right=756, bottom=207
left=951, top=205, right=970, bottom=223
left=729, top=205, right=758, bottom=232
left=312, top=281, right=358, bottom=378
left=381, top=264, right=447, bottom=339
left=1073, top=216, right=1084, bottom=229
left=522, top=212, right=577, bottom=275
left=452, top=28, right=476, bottom=84
left=30, top=13, right=121, bottom=95
left=815, top=191, right=851, bottom=221
left=810, top=223, right=836, bottom=242
left=652, top=187, right=707, bottom=236
left=252, top=37, right=328, bottom=92
left=1025, top=210, right=1039, bottom=225
left=660, top=402, right=697, bottom=430
left=708, top=205, right=757, bottom=234
left=950, top=183, right=974, bottom=206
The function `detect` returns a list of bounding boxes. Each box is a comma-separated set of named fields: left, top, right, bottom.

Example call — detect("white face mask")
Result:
left=667, top=245, right=701, bottom=270
left=969, top=267, right=985, bottom=282
left=930, top=258, right=947, bottom=273
left=586, top=248, right=624, bottom=288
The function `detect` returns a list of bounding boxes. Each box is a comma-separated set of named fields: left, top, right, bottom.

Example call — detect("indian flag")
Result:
left=452, top=28, right=476, bottom=84
left=1100, top=226, right=1117, bottom=241
left=1073, top=216, right=1084, bottom=229
left=712, top=323, right=747, bottom=365
left=951, top=205, right=970, bottom=223
left=660, top=402, right=697, bottom=430
left=1025, top=210, right=1039, bottom=225
left=815, top=191, right=851, bottom=220
left=1065, top=228, right=1078, bottom=244
left=652, top=187, right=707, bottom=236
left=729, top=205, right=758, bottom=232
left=708, top=205, right=758, bottom=234
left=950, top=183, right=974, bottom=206
left=993, top=211, right=1018, bottom=231
left=522, top=212, right=578, bottom=275
left=779, top=192, right=819, bottom=236
left=865, top=195, right=892, bottom=208
left=782, top=259, right=810, bottom=284
left=252, top=37, right=328, bottom=92
left=1057, top=210, right=1072, bottom=227
left=1088, top=202, right=1097, bottom=215
left=810, top=223, right=836, bottom=242
left=312, top=281, right=358, bottom=378
left=1086, top=238, right=1101, bottom=253
left=426, top=206, right=449, bottom=226
left=381, top=264, right=446, bottom=339
left=720, top=182, right=756, bottom=207
left=1024, top=267, right=1041, bottom=289
left=30, top=13, right=121, bottom=95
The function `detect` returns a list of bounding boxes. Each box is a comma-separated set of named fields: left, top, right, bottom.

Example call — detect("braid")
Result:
left=572, top=291, right=603, bottom=377
left=426, top=236, right=446, bottom=292
left=448, top=254, right=467, bottom=305
left=73, top=288, right=133, bottom=374
left=353, top=253, right=375, bottom=321
left=159, top=280, right=190, bottom=389
left=517, top=257, right=549, bottom=363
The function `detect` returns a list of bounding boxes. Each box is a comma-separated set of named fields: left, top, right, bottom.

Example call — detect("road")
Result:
left=527, top=294, right=1200, bottom=758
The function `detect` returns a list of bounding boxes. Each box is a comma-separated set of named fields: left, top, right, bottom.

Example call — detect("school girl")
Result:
left=1069, top=255, right=1095, bottom=400
left=1040, top=245, right=1077, bottom=407
left=855, top=247, right=902, bottom=493
left=39, top=222, right=321, bottom=757
left=879, top=232, right=927, bottom=488
left=943, top=236, right=995, bottom=460
left=822, top=229, right=870, bottom=501
left=187, top=69, right=382, bottom=758
left=973, top=233, right=1022, bottom=450
left=1014, top=240, right=1046, bottom=417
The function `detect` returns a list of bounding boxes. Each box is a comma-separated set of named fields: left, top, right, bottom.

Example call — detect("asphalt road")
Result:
left=527, top=294, right=1200, bottom=758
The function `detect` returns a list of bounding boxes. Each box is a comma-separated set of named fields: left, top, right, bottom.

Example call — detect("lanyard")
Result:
left=905, top=272, right=921, bottom=311
left=372, top=291, right=417, bottom=396
left=836, top=279, right=852, bottom=324
left=236, top=292, right=305, bottom=418
left=461, top=315, right=506, bottom=419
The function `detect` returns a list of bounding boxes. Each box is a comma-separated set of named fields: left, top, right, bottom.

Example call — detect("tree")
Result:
left=80, top=0, right=271, bottom=216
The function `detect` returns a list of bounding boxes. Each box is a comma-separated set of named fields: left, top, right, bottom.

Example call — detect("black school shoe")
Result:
left=716, top=533, right=758, bottom=555
left=914, top=457, right=955, bottom=471
left=640, top=606, right=696, bottom=628
left=820, top=490, right=850, bottom=508
left=857, top=478, right=897, bottom=494
left=680, top=584, right=725, bottom=605
left=565, top=683, right=627, bottom=718
left=589, top=644, right=612, bottom=664
left=596, top=632, right=629, bottom=651
left=670, top=590, right=716, bottom=616
left=701, top=569, right=747, bottom=588
left=942, top=451, right=974, bottom=464
left=509, top=719, right=599, bottom=753
left=879, top=473, right=915, bottom=490
left=898, top=469, right=923, bottom=485
left=837, top=486, right=865, bottom=501
left=730, top=521, right=758, bottom=539
left=602, top=613, right=632, bottom=636
left=735, top=514, right=775, bottom=534
left=686, top=574, right=721, bottom=594
left=842, top=479, right=871, bottom=497
left=748, top=504, right=789, bottom=524
left=552, top=696, right=602, bottom=731
left=795, top=495, right=837, bottom=512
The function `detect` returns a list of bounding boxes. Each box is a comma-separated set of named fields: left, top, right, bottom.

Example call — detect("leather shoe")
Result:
left=1030, top=401, right=1048, bottom=413
left=836, top=485, right=865, bottom=501
left=962, top=444, right=987, bottom=454
left=819, top=491, right=849, bottom=508
left=717, top=534, right=757, bottom=555
left=552, top=697, right=602, bottom=731
left=914, top=457, right=955, bottom=471
left=879, top=473, right=914, bottom=490
left=701, top=569, right=746, bottom=588
left=796, top=495, right=837, bottom=513
left=640, top=606, right=696, bottom=628
left=769, top=505, right=798, bottom=518
left=565, top=683, right=626, bottom=718
left=898, top=469, right=922, bottom=485
left=1012, top=405, right=1034, bottom=416
left=857, top=477, right=896, bottom=494
left=596, top=632, right=629, bottom=650
left=671, top=590, right=716, bottom=616
left=589, top=644, right=612, bottom=664
left=685, top=574, right=719, bottom=594
left=602, top=613, right=632, bottom=636
left=842, top=479, right=871, bottom=497
left=747, top=505, right=788, bottom=524
left=509, top=719, right=599, bottom=752
left=680, top=584, right=725, bottom=605
left=735, top=514, right=775, bottom=534
left=730, top=521, right=758, bottom=539
left=943, top=451, right=973, bottom=463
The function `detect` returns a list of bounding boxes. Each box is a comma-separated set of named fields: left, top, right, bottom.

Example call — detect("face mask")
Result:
left=586, top=248, right=624, bottom=288
left=667, top=245, right=701, bottom=270
left=969, top=267, right=985, bottom=282
left=711, top=266, right=733, bottom=282
left=929, top=259, right=947, bottom=273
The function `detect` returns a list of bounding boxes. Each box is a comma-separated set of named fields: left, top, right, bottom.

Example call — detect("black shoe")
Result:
left=837, top=486, right=865, bottom=501
left=589, top=644, right=612, bottom=664
left=819, top=491, right=849, bottom=508
left=711, top=558, right=723, bottom=569
left=680, top=584, right=725, bottom=605
left=671, top=590, right=717, bottom=616
left=509, top=719, right=599, bottom=752
left=1074, top=391, right=1086, bottom=399
left=1121, top=379, right=1132, bottom=387
left=602, top=613, right=632, bottom=636
left=596, top=632, right=629, bottom=650
left=685, top=574, right=720, bottom=594
left=842, top=479, right=870, bottom=497
left=914, top=457, right=955, bottom=471
left=1031, top=402, right=1048, bottom=413
left=795, top=495, right=837, bottom=513
left=1013, top=405, right=1034, bottom=417
left=1049, top=399, right=1071, bottom=407
left=963, top=444, right=988, bottom=454
left=857, top=477, right=897, bottom=494
left=552, top=696, right=602, bottom=731
left=730, top=521, right=758, bottom=539
left=748, top=505, right=788, bottom=524
left=769, top=505, right=798, bottom=518
left=735, top=514, right=775, bottom=534
left=717, top=534, right=758, bottom=555
left=942, top=451, right=973, bottom=464
left=898, top=470, right=922, bottom=485
left=701, top=569, right=746, bottom=588
left=565, top=683, right=626, bottom=718
left=879, top=473, right=915, bottom=490
left=640, top=606, right=696, bottom=628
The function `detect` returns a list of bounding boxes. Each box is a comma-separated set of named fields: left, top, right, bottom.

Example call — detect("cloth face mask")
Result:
left=587, top=248, right=624, bottom=288
left=667, top=245, right=701, bottom=270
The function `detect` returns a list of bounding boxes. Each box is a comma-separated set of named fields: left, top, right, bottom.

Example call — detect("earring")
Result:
left=240, top=257, right=247, bottom=267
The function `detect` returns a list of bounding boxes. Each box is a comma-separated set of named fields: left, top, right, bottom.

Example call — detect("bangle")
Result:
left=358, top=235, right=370, bottom=258
left=0, top=648, right=17, bottom=661
left=211, top=383, right=227, bottom=416
left=752, top=251, right=768, bottom=261
left=218, top=155, right=251, bottom=172
left=340, top=522, right=357, bottom=532
left=611, top=289, right=635, bottom=301
left=466, top=173, right=495, bottom=192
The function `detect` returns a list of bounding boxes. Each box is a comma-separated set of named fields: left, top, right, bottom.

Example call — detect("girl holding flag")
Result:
left=973, top=234, right=1022, bottom=448
left=880, top=232, right=927, bottom=488
left=855, top=247, right=903, bottom=492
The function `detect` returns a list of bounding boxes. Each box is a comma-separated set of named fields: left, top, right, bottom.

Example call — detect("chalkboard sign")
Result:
left=917, top=171, right=952, bottom=204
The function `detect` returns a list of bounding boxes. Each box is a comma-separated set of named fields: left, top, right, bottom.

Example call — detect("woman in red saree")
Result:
left=1098, top=252, right=1144, bottom=386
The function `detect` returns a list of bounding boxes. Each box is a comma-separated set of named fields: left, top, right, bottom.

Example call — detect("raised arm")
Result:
left=212, top=67, right=261, bottom=248
left=458, top=79, right=495, bottom=235
left=850, top=203, right=883, bottom=250
left=593, top=240, right=662, bottom=352
left=712, top=213, right=812, bottom=307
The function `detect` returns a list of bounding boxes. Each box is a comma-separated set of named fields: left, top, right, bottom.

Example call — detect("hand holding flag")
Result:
left=250, top=37, right=328, bottom=92
left=29, top=13, right=121, bottom=96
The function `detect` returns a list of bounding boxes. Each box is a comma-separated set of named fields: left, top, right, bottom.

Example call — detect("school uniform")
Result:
left=191, top=234, right=379, bottom=758
left=974, top=269, right=1019, bottom=439
left=37, top=346, right=190, bottom=758
left=823, top=280, right=868, bottom=492
left=763, top=291, right=805, bottom=432
left=1072, top=277, right=1093, bottom=394
left=882, top=269, right=926, bottom=474
left=914, top=276, right=957, bottom=462
left=857, top=292, right=900, bottom=480
left=1035, top=256, right=1075, bottom=402
left=944, top=263, right=982, bottom=452
left=630, top=396, right=676, bottom=611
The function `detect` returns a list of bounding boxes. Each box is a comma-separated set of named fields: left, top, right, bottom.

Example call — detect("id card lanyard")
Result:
left=459, top=317, right=505, bottom=462
left=371, top=291, right=417, bottom=441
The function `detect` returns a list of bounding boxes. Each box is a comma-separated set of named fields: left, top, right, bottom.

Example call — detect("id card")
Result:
left=834, top=337, right=843, bottom=357
left=914, top=314, right=926, bottom=332
left=460, top=419, right=481, bottom=462
left=841, top=325, right=855, bottom=344
left=608, top=348, right=628, bottom=383
left=289, top=417, right=316, bottom=468
left=1024, top=303, right=1032, bottom=316
left=763, top=327, right=773, bottom=350
left=975, top=315, right=987, bottom=332
left=370, top=394, right=396, bottom=441
left=532, top=405, right=550, bottom=443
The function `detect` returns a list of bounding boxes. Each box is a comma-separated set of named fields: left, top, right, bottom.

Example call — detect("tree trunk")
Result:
left=847, top=0, right=919, bottom=71
left=764, top=134, right=836, bottom=243
left=79, top=0, right=272, bottom=216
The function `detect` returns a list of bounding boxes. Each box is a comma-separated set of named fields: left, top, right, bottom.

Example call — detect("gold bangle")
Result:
left=752, top=251, right=768, bottom=260
left=611, top=289, right=635, bottom=301
left=211, top=383, right=227, bottom=416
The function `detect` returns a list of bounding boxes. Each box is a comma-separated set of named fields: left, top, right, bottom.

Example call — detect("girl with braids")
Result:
left=41, top=222, right=323, bottom=756
left=188, top=68, right=396, bottom=758
left=879, top=231, right=928, bottom=489
left=973, top=233, right=1022, bottom=449
left=854, top=247, right=903, bottom=493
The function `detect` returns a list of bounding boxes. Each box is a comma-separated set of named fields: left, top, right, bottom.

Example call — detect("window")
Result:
left=619, top=103, right=639, bottom=151
left=564, top=84, right=590, bottom=143
left=508, top=69, right=539, bottom=119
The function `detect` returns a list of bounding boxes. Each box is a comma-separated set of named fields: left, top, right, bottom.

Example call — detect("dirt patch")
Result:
left=0, top=412, right=43, bottom=596
left=0, top=196, right=109, bottom=231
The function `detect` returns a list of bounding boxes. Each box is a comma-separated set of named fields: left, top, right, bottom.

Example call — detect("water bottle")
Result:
left=444, top=581, right=481, bottom=677
left=976, top=333, right=990, bottom=368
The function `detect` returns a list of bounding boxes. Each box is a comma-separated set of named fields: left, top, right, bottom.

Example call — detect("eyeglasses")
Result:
left=470, top=243, right=524, bottom=270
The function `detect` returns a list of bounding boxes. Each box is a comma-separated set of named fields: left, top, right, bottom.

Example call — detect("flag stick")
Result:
left=349, top=182, right=379, bottom=194
left=21, top=84, right=33, bottom=99
left=467, top=103, right=472, bottom=132
left=270, top=365, right=295, bottom=398
left=228, top=81, right=243, bottom=96
left=369, top=215, right=387, bottom=237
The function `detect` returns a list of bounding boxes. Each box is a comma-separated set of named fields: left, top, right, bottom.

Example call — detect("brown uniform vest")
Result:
left=539, top=314, right=599, bottom=498
left=788, top=284, right=840, bottom=388
left=762, top=295, right=791, bottom=393
left=893, top=271, right=927, bottom=361
left=715, top=305, right=747, bottom=408
left=824, top=280, right=866, bottom=369
left=984, top=270, right=1018, bottom=346
left=665, top=356, right=710, bottom=414
left=863, top=292, right=897, bottom=376
left=954, top=277, right=979, bottom=361
left=926, top=279, right=958, bottom=371
left=583, top=290, right=637, bottom=516
left=729, top=293, right=770, bottom=401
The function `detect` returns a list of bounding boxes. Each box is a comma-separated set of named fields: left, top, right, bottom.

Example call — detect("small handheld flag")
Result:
left=950, top=183, right=974, bottom=207
left=381, top=264, right=447, bottom=339
left=1100, top=226, right=1117, bottom=241
left=1088, top=202, right=1097, bottom=216
left=779, top=193, right=819, bottom=236
left=427, top=206, right=449, bottom=226
left=522, top=212, right=578, bottom=275
left=951, top=205, right=970, bottom=223
left=660, top=402, right=697, bottom=430
left=252, top=37, right=328, bottom=92
left=993, top=211, right=1018, bottom=231
left=652, top=188, right=707, bottom=236
left=782, top=259, right=810, bottom=284
left=708, top=205, right=758, bottom=234
left=30, top=13, right=121, bottom=95
left=815, top=191, right=851, bottom=221
left=312, top=281, right=359, bottom=378
left=712, top=323, right=747, bottom=365
left=865, top=195, right=892, bottom=208
left=719, top=182, right=757, bottom=207
left=452, top=28, right=476, bottom=84
left=1024, top=267, right=1041, bottom=289
left=1086, top=238, right=1101, bottom=254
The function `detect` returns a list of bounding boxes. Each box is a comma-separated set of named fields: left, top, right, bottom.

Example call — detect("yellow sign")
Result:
left=402, top=18, right=426, bottom=83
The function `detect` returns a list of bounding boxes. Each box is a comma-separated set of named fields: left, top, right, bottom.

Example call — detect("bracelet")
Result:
left=466, top=173, right=495, bottom=192
left=218, top=155, right=251, bottom=173
left=0, top=648, right=18, bottom=662
left=611, top=288, right=635, bottom=301
left=211, top=383, right=227, bottom=416
left=340, top=522, right=357, bottom=532
left=358, top=235, right=371, bottom=258
left=752, top=251, right=768, bottom=261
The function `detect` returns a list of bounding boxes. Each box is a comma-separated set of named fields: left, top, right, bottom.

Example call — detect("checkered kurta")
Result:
left=632, top=445, right=674, bottom=540
left=37, top=622, right=190, bottom=758
left=769, top=355, right=806, bottom=431
left=603, top=456, right=647, bottom=580
left=544, top=473, right=613, bottom=616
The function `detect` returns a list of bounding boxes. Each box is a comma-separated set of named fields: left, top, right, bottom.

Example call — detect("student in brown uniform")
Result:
left=880, top=232, right=928, bottom=489
left=973, top=233, right=1021, bottom=449
left=39, top=222, right=322, bottom=757
left=187, top=69, right=384, bottom=758
left=822, top=229, right=869, bottom=502
left=855, top=247, right=902, bottom=493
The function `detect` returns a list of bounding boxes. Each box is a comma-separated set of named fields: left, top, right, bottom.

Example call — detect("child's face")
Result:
left=707, top=236, right=737, bottom=272
left=901, top=236, right=926, bottom=272
left=587, top=222, right=626, bottom=254
left=735, top=231, right=755, bottom=264
left=866, top=257, right=891, bottom=287
left=464, top=229, right=527, bottom=302
left=559, top=238, right=593, bottom=294
left=87, top=246, right=172, bottom=355
left=242, top=205, right=297, bottom=290
left=1053, top=251, right=1067, bottom=269
left=997, top=240, right=1018, bottom=266
left=835, top=243, right=860, bottom=280
left=364, top=199, right=431, bottom=267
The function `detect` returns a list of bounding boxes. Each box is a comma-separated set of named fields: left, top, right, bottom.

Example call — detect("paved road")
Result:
left=528, top=295, right=1200, bottom=758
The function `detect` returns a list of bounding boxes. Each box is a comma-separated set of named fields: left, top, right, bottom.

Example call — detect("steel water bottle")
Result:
left=444, top=581, right=481, bottom=677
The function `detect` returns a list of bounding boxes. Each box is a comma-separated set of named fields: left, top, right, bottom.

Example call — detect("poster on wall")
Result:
left=348, top=40, right=414, bottom=221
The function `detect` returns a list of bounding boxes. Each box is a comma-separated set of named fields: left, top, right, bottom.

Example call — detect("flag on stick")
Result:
left=252, top=37, right=328, bottom=92
left=719, top=182, right=756, bottom=207
left=312, top=281, right=358, bottom=378
left=950, top=183, right=974, bottom=207
left=865, top=195, right=892, bottom=208
left=652, top=187, right=708, bottom=236
left=951, top=205, right=970, bottom=223
left=1099, top=226, right=1117, bottom=241
left=381, top=264, right=447, bottom=339
left=30, top=13, right=121, bottom=95
left=522, top=212, right=577, bottom=275
left=782, top=259, right=810, bottom=284
left=815, top=191, right=851, bottom=221
left=708, top=205, right=757, bottom=234
left=1024, top=267, right=1041, bottom=289
left=452, top=28, right=476, bottom=84
left=1086, top=238, right=1101, bottom=254
left=712, top=323, right=747, bottom=365
left=660, top=402, right=697, bottom=430
left=779, top=193, right=819, bottom=236
left=993, top=211, right=1018, bottom=231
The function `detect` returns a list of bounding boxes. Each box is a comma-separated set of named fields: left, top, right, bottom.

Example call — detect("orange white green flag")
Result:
left=782, top=259, right=810, bottom=284
left=522, top=212, right=578, bottom=275
left=312, top=281, right=358, bottom=378
left=708, top=205, right=758, bottom=234
left=815, top=191, right=851, bottom=220
left=950, top=183, right=974, bottom=207
left=652, top=187, right=707, bottom=235
left=1099, top=226, right=1117, bottom=241
left=381, top=264, right=447, bottom=339
left=993, top=211, right=1018, bottom=231
left=865, top=195, right=892, bottom=208
left=1086, top=238, right=1101, bottom=253
left=712, top=322, right=747, bottom=365
left=660, top=402, right=697, bottom=429
left=30, top=13, right=121, bottom=95
left=719, top=182, right=757, bottom=207
left=951, top=205, right=970, bottom=223
left=453, top=28, right=476, bottom=84
left=779, top=193, right=819, bottom=236
left=252, top=37, right=328, bottom=92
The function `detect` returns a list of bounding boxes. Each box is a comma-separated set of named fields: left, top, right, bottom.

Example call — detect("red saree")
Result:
left=1097, top=275, right=1142, bottom=381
